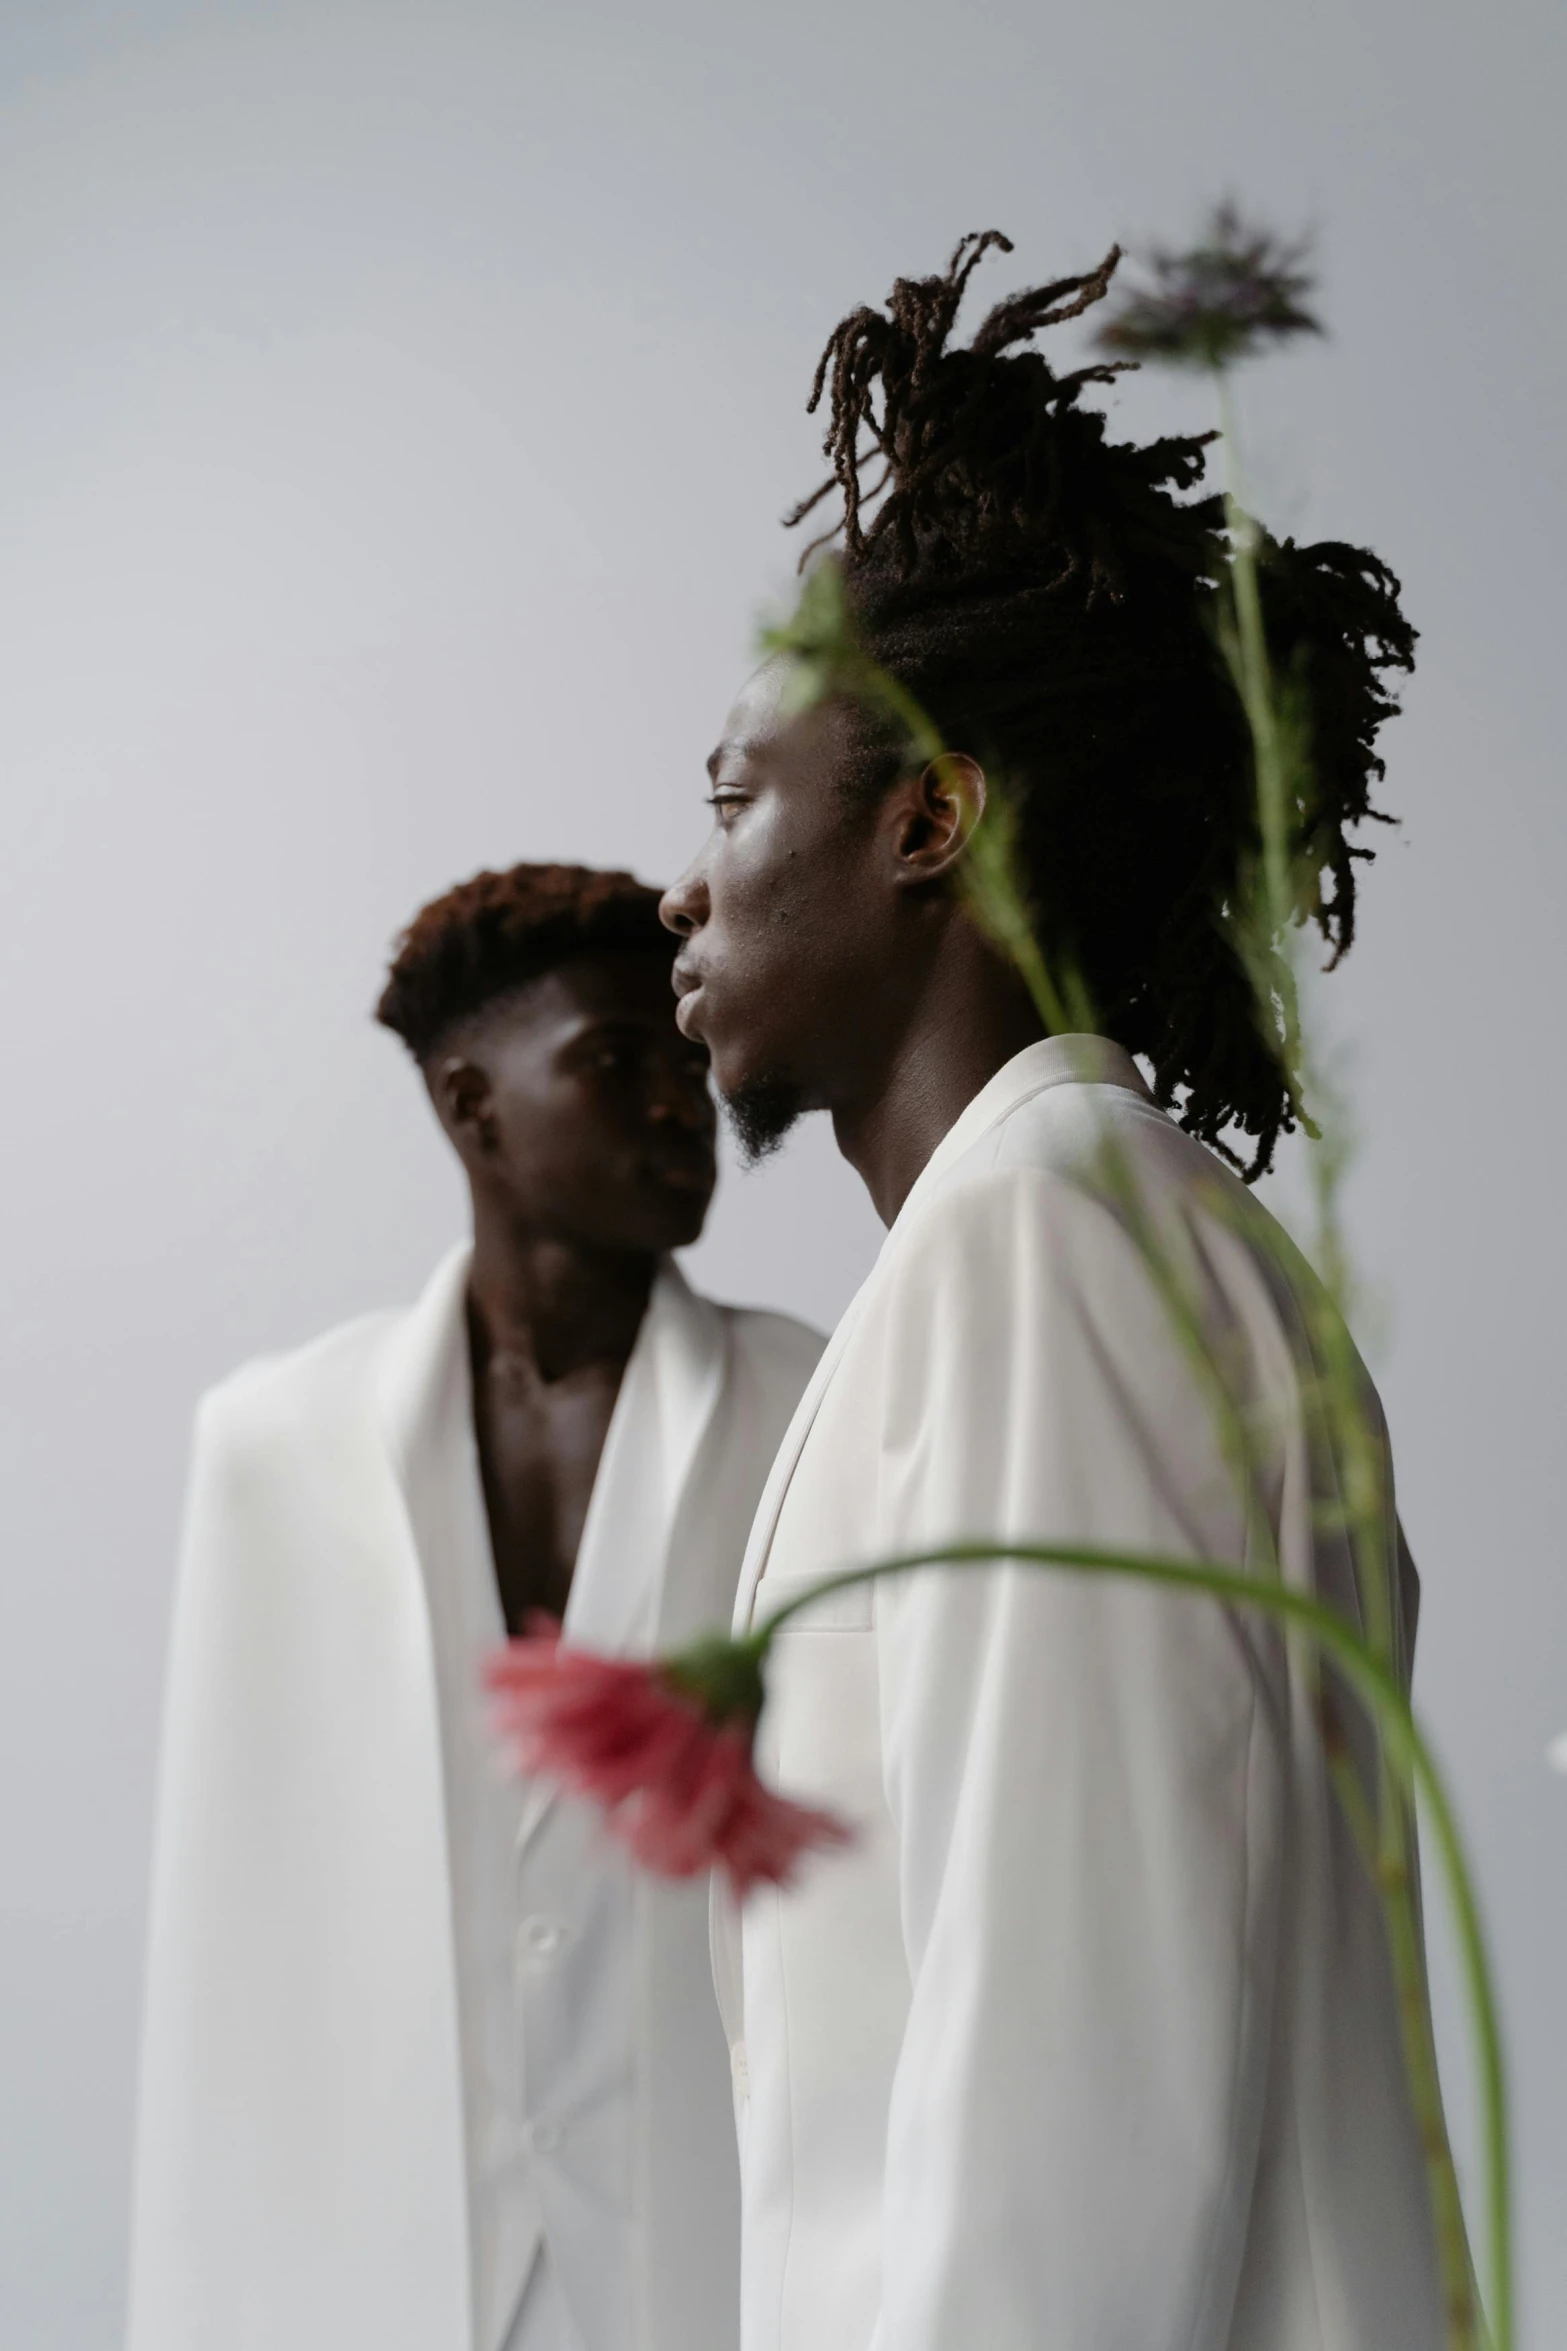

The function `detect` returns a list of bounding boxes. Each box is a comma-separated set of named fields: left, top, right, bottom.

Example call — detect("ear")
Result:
left=430, top=1053, right=498, bottom=1153
left=886, top=753, right=987, bottom=887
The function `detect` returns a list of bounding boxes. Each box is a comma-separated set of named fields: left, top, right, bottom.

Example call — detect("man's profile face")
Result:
left=439, top=949, right=717, bottom=1252
left=660, top=661, right=893, bottom=1157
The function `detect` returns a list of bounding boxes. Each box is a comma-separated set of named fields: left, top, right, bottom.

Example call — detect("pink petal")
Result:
left=484, top=1630, right=852, bottom=1896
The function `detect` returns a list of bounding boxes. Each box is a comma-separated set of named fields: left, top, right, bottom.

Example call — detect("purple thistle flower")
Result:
left=1096, top=202, right=1321, bottom=370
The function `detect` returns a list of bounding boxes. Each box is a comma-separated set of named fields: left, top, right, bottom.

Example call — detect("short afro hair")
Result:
left=376, top=862, right=673, bottom=1060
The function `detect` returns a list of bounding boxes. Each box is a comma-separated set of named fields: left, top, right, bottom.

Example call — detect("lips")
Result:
left=645, top=1142, right=715, bottom=1193
left=671, top=959, right=706, bottom=1039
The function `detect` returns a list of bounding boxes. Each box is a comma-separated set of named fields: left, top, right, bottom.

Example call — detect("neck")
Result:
left=830, top=922, right=1045, bottom=1226
left=465, top=1196, right=657, bottom=1383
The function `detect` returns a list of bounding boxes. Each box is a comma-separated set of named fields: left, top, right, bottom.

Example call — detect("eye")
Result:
left=705, top=787, right=748, bottom=826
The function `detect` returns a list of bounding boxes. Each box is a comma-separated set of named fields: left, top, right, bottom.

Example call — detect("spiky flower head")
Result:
left=1096, top=203, right=1321, bottom=371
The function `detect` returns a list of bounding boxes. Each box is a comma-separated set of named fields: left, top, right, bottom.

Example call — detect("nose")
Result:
left=659, top=862, right=707, bottom=938
left=646, top=1065, right=715, bottom=1131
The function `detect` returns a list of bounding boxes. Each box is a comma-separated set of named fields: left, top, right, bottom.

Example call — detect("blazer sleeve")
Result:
left=128, top=1347, right=472, bottom=2351
left=128, top=1382, right=262, bottom=2351
left=870, top=1167, right=1289, bottom=2351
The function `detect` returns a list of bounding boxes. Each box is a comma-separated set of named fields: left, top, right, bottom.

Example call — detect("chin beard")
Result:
left=721, top=1073, right=806, bottom=1168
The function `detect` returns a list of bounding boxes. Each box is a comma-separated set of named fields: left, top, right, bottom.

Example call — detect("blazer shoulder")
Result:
left=899, top=1151, right=1110, bottom=1257
left=719, top=1301, right=827, bottom=1385
left=191, top=1305, right=404, bottom=1467
left=705, top=1302, right=826, bottom=1451
left=983, top=1073, right=1255, bottom=1209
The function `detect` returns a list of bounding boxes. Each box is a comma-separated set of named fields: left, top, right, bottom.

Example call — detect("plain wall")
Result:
left=0, top=0, right=1562, bottom=2341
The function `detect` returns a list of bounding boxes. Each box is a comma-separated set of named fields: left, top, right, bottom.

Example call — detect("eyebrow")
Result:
left=559, top=1014, right=708, bottom=1066
left=557, top=1015, right=655, bottom=1056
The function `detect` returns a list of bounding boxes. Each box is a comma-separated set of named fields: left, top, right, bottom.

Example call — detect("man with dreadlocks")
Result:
left=662, top=236, right=1443, bottom=2350
left=128, top=865, right=822, bottom=2351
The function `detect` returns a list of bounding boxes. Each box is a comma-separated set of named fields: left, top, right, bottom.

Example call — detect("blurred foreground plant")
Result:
left=1098, top=214, right=1502, bottom=2351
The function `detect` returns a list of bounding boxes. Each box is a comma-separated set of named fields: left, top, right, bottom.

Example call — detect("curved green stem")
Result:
left=757, top=1538, right=1509, bottom=2351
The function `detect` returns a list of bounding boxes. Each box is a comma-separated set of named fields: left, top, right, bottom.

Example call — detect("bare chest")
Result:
left=472, top=1366, right=622, bottom=1632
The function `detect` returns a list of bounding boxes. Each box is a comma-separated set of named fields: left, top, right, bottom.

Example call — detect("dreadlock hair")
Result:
left=376, top=863, right=673, bottom=1061
left=787, top=231, right=1416, bottom=1178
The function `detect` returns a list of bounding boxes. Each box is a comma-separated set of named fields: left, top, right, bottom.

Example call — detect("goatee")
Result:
left=721, top=1074, right=806, bottom=1168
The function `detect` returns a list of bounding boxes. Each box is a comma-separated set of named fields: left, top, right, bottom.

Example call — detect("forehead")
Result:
left=486, top=950, right=680, bottom=1046
left=709, top=659, right=863, bottom=794
left=716, top=658, right=792, bottom=759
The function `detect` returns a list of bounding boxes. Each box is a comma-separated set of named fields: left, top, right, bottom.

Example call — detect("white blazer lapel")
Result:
left=645, top=1261, right=729, bottom=1634
left=374, top=1244, right=517, bottom=1887
left=500, top=1261, right=730, bottom=1876
left=376, top=1241, right=476, bottom=1479
left=730, top=1281, right=871, bottom=1633
left=730, top=1036, right=1156, bottom=1633
left=565, top=1259, right=726, bottom=1657
left=724, top=1062, right=1025, bottom=1635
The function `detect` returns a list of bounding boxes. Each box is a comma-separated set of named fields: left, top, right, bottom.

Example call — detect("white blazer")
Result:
left=716, top=1037, right=1446, bottom=2351
left=128, top=1249, right=822, bottom=2351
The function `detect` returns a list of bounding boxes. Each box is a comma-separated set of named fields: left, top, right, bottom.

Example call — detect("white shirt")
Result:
left=409, top=1287, right=661, bottom=2351
left=402, top=1301, right=554, bottom=2347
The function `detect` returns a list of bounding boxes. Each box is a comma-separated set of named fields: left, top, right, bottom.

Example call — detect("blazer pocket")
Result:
left=755, top=1570, right=874, bottom=1632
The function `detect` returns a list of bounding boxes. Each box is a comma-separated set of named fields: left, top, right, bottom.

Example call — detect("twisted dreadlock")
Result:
left=787, top=232, right=1415, bottom=1177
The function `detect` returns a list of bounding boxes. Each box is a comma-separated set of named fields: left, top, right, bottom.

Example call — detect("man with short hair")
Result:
left=129, top=864, right=822, bottom=2351
left=661, top=239, right=1444, bottom=2350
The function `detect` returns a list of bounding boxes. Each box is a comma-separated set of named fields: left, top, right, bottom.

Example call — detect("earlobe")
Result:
left=893, top=753, right=988, bottom=884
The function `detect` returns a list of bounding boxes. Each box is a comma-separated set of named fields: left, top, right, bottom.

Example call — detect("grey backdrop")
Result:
left=0, top=1, right=1561, bottom=2342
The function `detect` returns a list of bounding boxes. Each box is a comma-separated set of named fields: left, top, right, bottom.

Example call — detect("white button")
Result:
left=518, top=1915, right=566, bottom=1962
left=523, top=2118, right=561, bottom=2156
left=730, top=2041, right=749, bottom=2100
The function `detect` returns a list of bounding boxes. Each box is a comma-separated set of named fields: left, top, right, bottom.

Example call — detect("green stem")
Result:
left=756, top=1538, right=1509, bottom=2351
left=1324, top=1689, right=1477, bottom=2345
left=1216, top=377, right=1288, bottom=944
left=1380, top=1806, right=1484, bottom=2347
left=1091, top=1135, right=1281, bottom=1571
left=1209, top=392, right=1494, bottom=2340
left=1213, top=376, right=1310, bottom=1129
left=1206, top=365, right=1480, bottom=2329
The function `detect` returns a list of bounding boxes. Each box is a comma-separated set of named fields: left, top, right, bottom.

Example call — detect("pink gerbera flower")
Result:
left=484, top=1620, right=851, bottom=1898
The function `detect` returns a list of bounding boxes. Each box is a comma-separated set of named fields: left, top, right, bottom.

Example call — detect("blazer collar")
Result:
left=375, top=1246, right=729, bottom=1871
left=374, top=1241, right=475, bottom=1482
left=890, top=1033, right=1154, bottom=1240
left=564, top=1258, right=727, bottom=1656
left=375, top=1243, right=727, bottom=1655
left=731, top=1035, right=1153, bottom=1634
